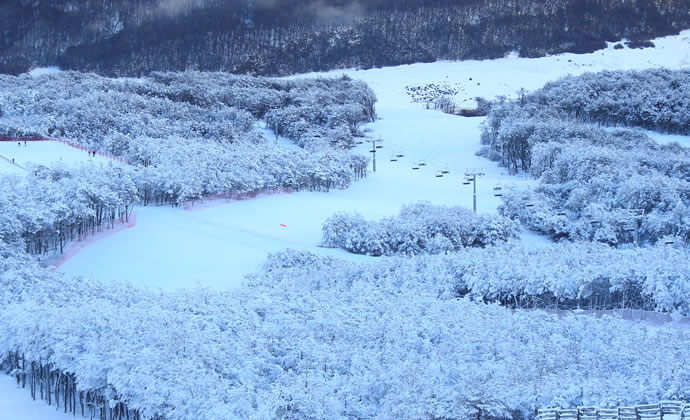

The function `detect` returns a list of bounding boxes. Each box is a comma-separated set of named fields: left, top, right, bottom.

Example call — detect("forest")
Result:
left=321, top=202, right=520, bottom=256
left=1, top=246, right=689, bottom=419
left=479, top=69, right=690, bottom=246
left=0, top=71, right=373, bottom=204
left=1, top=0, right=689, bottom=75
left=0, top=163, right=137, bottom=256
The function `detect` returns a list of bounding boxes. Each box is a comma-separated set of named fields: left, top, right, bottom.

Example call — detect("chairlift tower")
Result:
left=622, top=209, right=645, bottom=247
left=370, top=137, right=383, bottom=172
left=463, top=168, right=485, bottom=213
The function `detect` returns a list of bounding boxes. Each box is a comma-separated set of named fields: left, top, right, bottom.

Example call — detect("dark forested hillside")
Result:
left=1, top=0, right=689, bottom=76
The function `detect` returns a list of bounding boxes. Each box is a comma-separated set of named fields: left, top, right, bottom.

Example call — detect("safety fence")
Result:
left=538, top=401, right=690, bottom=420
left=539, top=308, right=690, bottom=328
left=0, top=136, right=129, bottom=164
left=183, top=187, right=295, bottom=210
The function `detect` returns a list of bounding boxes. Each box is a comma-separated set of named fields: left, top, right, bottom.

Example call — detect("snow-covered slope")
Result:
left=57, top=30, right=690, bottom=290
left=5, top=28, right=690, bottom=420
left=0, top=140, right=112, bottom=174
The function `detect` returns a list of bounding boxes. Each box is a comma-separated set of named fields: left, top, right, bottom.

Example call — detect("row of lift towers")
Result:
left=365, top=138, right=676, bottom=246
left=366, top=138, right=501, bottom=213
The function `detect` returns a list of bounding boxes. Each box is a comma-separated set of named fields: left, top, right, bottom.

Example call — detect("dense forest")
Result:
left=1, top=0, right=689, bottom=75
left=0, top=71, right=374, bottom=206
left=2, top=245, right=690, bottom=419
left=479, top=69, right=690, bottom=246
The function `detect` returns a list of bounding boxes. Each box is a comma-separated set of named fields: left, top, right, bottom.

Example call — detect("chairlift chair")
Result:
left=463, top=180, right=471, bottom=185
left=435, top=170, right=444, bottom=178
left=390, top=153, right=398, bottom=162
left=375, top=145, right=383, bottom=149
left=411, top=163, right=420, bottom=170
left=441, top=167, right=450, bottom=174
left=396, top=151, right=405, bottom=158
left=493, top=183, right=503, bottom=197
left=525, top=203, right=535, bottom=208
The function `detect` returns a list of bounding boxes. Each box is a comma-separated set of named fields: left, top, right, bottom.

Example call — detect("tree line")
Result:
left=321, top=202, right=520, bottom=256
left=0, top=163, right=137, bottom=257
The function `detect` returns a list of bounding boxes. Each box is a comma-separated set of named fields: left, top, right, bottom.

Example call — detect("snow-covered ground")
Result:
left=644, top=130, right=690, bottom=147
left=57, top=29, right=690, bottom=290
left=0, top=140, right=111, bottom=174
left=0, top=375, right=74, bottom=420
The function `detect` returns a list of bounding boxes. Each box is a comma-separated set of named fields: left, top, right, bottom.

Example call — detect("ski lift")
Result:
left=390, top=153, right=398, bottom=162
left=355, top=140, right=364, bottom=145
left=493, top=184, right=503, bottom=197
left=418, top=159, right=427, bottom=167
left=664, top=238, right=675, bottom=245
left=375, top=145, right=383, bottom=149
left=463, top=180, right=471, bottom=185
left=411, top=163, right=420, bottom=170
left=396, top=151, right=405, bottom=158
left=435, top=170, right=444, bottom=178
left=369, top=149, right=376, bottom=153
left=525, top=203, right=535, bottom=208
left=441, top=166, right=450, bottom=174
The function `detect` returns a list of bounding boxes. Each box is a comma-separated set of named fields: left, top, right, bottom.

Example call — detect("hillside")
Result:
left=1, top=0, right=689, bottom=76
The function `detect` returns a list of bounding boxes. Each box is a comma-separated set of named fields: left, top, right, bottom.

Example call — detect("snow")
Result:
left=643, top=130, right=690, bottom=148
left=28, top=66, right=62, bottom=77
left=318, top=29, right=690, bottom=109
left=58, top=205, right=374, bottom=290
left=0, top=375, right=74, bottom=420
left=0, top=141, right=111, bottom=174
left=57, top=29, right=690, bottom=290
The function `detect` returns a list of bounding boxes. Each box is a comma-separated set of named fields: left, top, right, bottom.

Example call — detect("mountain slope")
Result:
left=1, top=0, right=689, bottom=76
